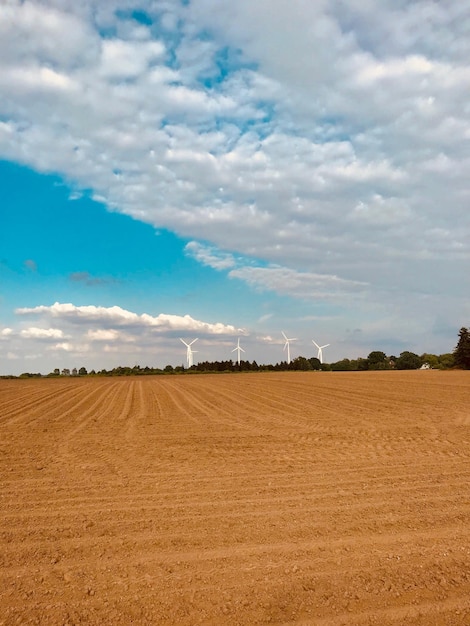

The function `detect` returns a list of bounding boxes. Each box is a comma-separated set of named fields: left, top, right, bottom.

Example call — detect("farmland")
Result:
left=1, top=371, right=469, bottom=625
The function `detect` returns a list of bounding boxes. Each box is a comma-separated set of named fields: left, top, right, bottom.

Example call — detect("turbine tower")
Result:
left=312, top=339, right=330, bottom=364
left=180, top=338, right=198, bottom=368
left=282, top=331, right=297, bottom=365
left=232, top=337, right=245, bottom=366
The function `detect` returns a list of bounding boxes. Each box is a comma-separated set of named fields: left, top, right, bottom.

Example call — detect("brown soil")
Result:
left=1, top=371, right=469, bottom=625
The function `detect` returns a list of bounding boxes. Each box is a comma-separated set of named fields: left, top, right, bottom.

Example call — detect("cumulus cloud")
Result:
left=1, top=301, right=243, bottom=373
left=86, top=329, right=132, bottom=342
left=51, top=342, right=74, bottom=352
left=19, top=327, right=65, bottom=339
left=16, top=302, right=238, bottom=335
left=99, top=39, right=165, bottom=79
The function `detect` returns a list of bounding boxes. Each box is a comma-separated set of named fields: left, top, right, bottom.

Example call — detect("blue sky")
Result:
left=1, top=0, right=469, bottom=374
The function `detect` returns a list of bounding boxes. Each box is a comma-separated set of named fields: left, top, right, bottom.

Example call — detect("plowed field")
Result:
left=1, top=371, right=470, bottom=625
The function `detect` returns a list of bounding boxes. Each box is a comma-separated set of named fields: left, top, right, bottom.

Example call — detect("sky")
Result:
left=1, top=0, right=469, bottom=375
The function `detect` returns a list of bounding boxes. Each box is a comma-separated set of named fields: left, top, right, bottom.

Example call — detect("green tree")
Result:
left=437, top=353, right=454, bottom=369
left=395, top=351, right=422, bottom=370
left=453, top=327, right=470, bottom=369
left=308, top=357, right=321, bottom=370
left=330, top=358, right=353, bottom=371
left=367, top=351, right=390, bottom=370
left=291, top=356, right=312, bottom=370
left=78, top=367, right=88, bottom=376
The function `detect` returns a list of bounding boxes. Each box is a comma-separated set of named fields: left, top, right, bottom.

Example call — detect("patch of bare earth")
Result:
left=1, top=371, right=469, bottom=625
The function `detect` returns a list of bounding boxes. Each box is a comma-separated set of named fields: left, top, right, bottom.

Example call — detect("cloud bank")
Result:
left=1, top=2, right=468, bottom=277
left=16, top=302, right=238, bottom=334
left=2, top=302, right=241, bottom=372
left=1, top=0, right=469, bottom=369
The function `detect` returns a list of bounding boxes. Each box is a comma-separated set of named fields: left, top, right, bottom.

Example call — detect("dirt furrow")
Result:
left=1, top=371, right=469, bottom=625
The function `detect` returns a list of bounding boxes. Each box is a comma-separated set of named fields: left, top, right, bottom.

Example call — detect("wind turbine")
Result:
left=282, top=331, right=297, bottom=365
left=180, top=338, right=198, bottom=368
left=312, top=339, right=330, bottom=364
left=232, top=337, right=245, bottom=366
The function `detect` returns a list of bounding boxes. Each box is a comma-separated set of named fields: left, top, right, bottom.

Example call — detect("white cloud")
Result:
left=0, top=1, right=99, bottom=69
left=185, top=241, right=236, bottom=270
left=16, top=302, right=237, bottom=334
left=356, top=54, right=435, bottom=85
left=228, top=265, right=368, bottom=300
left=51, top=342, right=74, bottom=352
left=1, top=301, right=243, bottom=373
left=99, top=39, right=165, bottom=79
left=349, top=195, right=412, bottom=226
left=86, top=329, right=132, bottom=342
left=257, top=314, right=273, bottom=324
left=185, top=240, right=368, bottom=301
left=0, top=65, right=77, bottom=95
left=19, top=327, right=64, bottom=339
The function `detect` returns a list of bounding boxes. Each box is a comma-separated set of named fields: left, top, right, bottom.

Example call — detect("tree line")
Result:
left=7, top=327, right=470, bottom=379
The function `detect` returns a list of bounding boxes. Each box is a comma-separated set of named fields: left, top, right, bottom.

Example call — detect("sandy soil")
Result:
left=1, top=370, right=469, bottom=625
